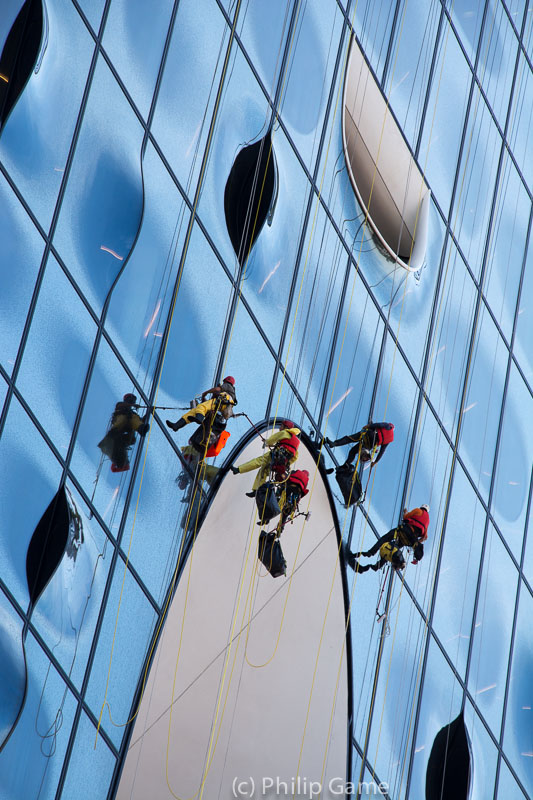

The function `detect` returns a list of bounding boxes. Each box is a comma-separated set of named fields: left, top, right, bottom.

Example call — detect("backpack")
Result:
left=335, top=463, right=362, bottom=507
left=270, top=444, right=291, bottom=478
left=255, top=482, right=281, bottom=524
left=258, top=531, right=287, bottom=578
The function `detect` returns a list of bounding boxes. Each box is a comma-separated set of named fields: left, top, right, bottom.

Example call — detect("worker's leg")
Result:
left=358, top=529, right=396, bottom=558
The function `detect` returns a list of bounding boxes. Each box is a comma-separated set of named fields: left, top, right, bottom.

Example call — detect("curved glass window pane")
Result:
left=409, top=635, right=463, bottom=799
left=478, top=0, right=518, bottom=128
left=59, top=709, right=116, bottom=799
left=75, top=0, right=106, bottom=36
left=418, top=22, right=472, bottom=213
left=491, top=366, right=532, bottom=560
left=53, top=54, right=144, bottom=314
left=432, top=462, right=486, bottom=677
left=463, top=698, right=499, bottom=800
left=102, top=0, right=174, bottom=120
left=459, top=306, right=508, bottom=502
left=0, top=396, right=63, bottom=609
left=0, top=631, right=77, bottom=799
left=514, top=230, right=533, bottom=384
left=104, top=141, right=190, bottom=390
left=0, top=173, right=45, bottom=376
left=387, top=0, right=441, bottom=147
left=352, top=0, right=396, bottom=79
left=453, top=88, right=501, bottom=282
left=236, top=0, right=291, bottom=101
left=427, top=241, right=478, bottom=438
left=0, top=590, right=25, bottom=751
left=508, top=53, right=533, bottom=191
left=497, top=756, right=530, bottom=799
left=280, top=0, right=345, bottom=170
left=449, top=0, right=486, bottom=65
left=30, top=482, right=111, bottom=690
left=84, top=565, right=157, bottom=749
left=151, top=0, right=228, bottom=192
left=468, top=523, right=518, bottom=736
left=69, top=335, right=146, bottom=527
left=502, top=580, right=533, bottom=796
left=16, top=254, right=96, bottom=451
left=0, top=0, right=94, bottom=230
left=484, top=154, right=530, bottom=342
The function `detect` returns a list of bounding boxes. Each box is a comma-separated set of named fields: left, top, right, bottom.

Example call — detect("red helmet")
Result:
left=281, top=419, right=295, bottom=429
left=123, top=393, right=137, bottom=405
left=223, top=376, right=235, bottom=386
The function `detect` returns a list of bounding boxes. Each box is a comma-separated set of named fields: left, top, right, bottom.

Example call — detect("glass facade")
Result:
left=0, top=0, right=532, bottom=798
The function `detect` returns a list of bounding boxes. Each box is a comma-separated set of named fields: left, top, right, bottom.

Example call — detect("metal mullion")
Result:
left=351, top=736, right=391, bottom=799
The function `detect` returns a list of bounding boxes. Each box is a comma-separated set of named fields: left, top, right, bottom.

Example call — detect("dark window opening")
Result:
left=0, top=0, right=43, bottom=130
left=224, top=129, right=278, bottom=269
left=26, top=486, right=72, bottom=607
left=426, top=711, right=472, bottom=800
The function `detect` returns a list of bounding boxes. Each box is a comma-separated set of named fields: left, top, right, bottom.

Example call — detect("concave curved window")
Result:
left=342, top=34, right=430, bottom=272
left=426, top=711, right=472, bottom=800
left=0, top=0, right=43, bottom=130
left=26, top=485, right=76, bottom=607
left=224, top=128, right=278, bottom=268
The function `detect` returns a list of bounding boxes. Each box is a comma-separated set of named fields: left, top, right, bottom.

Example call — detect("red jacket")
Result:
left=370, top=422, right=394, bottom=445
left=288, top=469, right=309, bottom=496
left=403, top=507, right=429, bottom=541
left=279, top=433, right=300, bottom=456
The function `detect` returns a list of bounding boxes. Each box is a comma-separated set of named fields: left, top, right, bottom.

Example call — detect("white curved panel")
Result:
left=116, top=434, right=349, bottom=799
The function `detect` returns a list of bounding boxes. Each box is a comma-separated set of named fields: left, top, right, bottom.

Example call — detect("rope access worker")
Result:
left=348, top=541, right=406, bottom=574
left=165, top=378, right=236, bottom=433
left=350, top=504, right=429, bottom=566
left=325, top=421, right=394, bottom=466
left=230, top=420, right=301, bottom=497
left=200, top=375, right=237, bottom=405
left=98, top=394, right=150, bottom=472
left=277, top=468, right=309, bottom=533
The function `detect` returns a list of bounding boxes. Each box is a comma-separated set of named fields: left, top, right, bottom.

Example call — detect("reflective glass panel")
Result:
left=75, top=0, right=107, bottom=36
left=0, top=589, right=25, bottom=752
left=463, top=698, right=499, bottom=800
left=453, top=87, right=501, bottom=282
left=408, top=635, right=463, bottom=800
left=30, top=482, right=112, bottom=691
left=502, top=580, right=533, bottom=796
left=60, top=709, right=117, bottom=799
left=387, top=0, right=441, bottom=147
left=102, top=0, right=174, bottom=120
left=236, top=0, right=292, bottom=101
left=508, top=53, right=533, bottom=191
left=477, top=0, right=519, bottom=129
left=0, top=631, right=77, bottom=799
left=0, top=174, right=45, bottom=376
left=84, top=565, right=157, bottom=749
left=449, top=0, right=487, bottom=65
left=104, top=141, right=190, bottom=392
left=426, top=240, right=478, bottom=438
left=497, top=756, right=530, bottom=799
left=151, top=0, right=229, bottom=193
left=351, top=0, right=397, bottom=79
left=280, top=0, right=345, bottom=171
left=432, top=462, right=486, bottom=677
left=483, top=153, right=530, bottom=342
left=0, top=396, right=63, bottom=609
left=16, top=254, right=96, bottom=453
left=0, top=0, right=94, bottom=230
left=491, top=365, right=532, bottom=560
left=69, top=335, right=145, bottom=527
left=468, top=522, right=518, bottom=737
left=53, top=54, right=144, bottom=314
left=418, top=22, right=472, bottom=214
left=459, top=305, right=508, bottom=502
left=514, top=229, right=533, bottom=385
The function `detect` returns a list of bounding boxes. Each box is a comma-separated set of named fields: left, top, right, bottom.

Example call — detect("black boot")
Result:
left=246, top=490, right=256, bottom=498
left=166, top=418, right=186, bottom=432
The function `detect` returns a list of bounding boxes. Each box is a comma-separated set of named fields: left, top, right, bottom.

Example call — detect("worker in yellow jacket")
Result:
left=230, top=420, right=301, bottom=496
